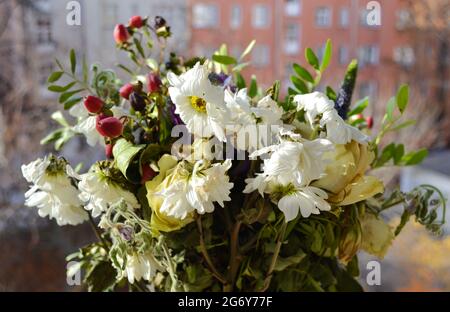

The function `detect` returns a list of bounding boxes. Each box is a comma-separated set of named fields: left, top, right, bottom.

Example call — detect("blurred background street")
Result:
left=0, top=0, right=449, bottom=291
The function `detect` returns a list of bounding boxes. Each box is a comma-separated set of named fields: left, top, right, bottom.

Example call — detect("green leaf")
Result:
left=393, top=144, right=405, bottom=165
left=239, top=40, right=256, bottom=61
left=287, top=87, right=298, bottom=96
left=326, top=86, right=337, bottom=101
left=292, top=64, right=314, bottom=83
left=375, top=143, right=395, bottom=167
left=235, top=72, right=246, bottom=89
left=305, top=48, right=319, bottom=70
left=133, top=38, right=146, bottom=58
left=51, top=111, right=69, bottom=127
left=401, top=149, right=428, bottom=166
left=396, top=84, right=409, bottom=114
left=232, top=62, right=250, bottom=72
left=117, top=64, right=134, bottom=75
left=146, top=58, right=158, bottom=71
left=348, top=97, right=369, bottom=117
left=290, top=75, right=308, bottom=94
left=64, top=97, right=82, bottom=110
left=212, top=54, right=237, bottom=65
left=248, top=75, right=258, bottom=98
left=385, top=96, right=396, bottom=121
left=47, top=71, right=64, bottom=83
left=389, top=119, right=416, bottom=132
left=84, top=261, right=117, bottom=292
left=112, top=138, right=145, bottom=182
left=273, top=252, right=306, bottom=272
left=59, top=89, right=83, bottom=104
left=48, top=81, right=76, bottom=93
left=70, top=49, right=76, bottom=74
left=320, top=39, right=332, bottom=72
left=82, top=57, right=89, bottom=83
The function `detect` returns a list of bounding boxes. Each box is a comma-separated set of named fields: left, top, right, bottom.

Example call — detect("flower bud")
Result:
left=366, top=116, right=373, bottom=129
left=147, top=73, right=162, bottom=93
left=154, top=16, right=166, bottom=29
left=141, top=163, right=156, bottom=184
left=105, top=144, right=113, bottom=159
left=113, top=24, right=129, bottom=44
left=119, top=83, right=134, bottom=99
left=96, top=115, right=123, bottom=138
left=83, top=95, right=104, bottom=114
left=129, top=16, right=143, bottom=28
left=129, top=92, right=146, bottom=111
left=338, top=224, right=362, bottom=265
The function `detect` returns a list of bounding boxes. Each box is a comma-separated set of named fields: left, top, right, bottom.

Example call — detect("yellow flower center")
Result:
left=189, top=96, right=207, bottom=113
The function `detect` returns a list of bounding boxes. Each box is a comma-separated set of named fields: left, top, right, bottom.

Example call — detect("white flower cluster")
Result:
left=168, top=64, right=370, bottom=222
left=22, top=157, right=88, bottom=226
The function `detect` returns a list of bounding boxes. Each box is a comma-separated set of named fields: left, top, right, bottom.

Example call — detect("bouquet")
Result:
left=21, top=16, right=446, bottom=292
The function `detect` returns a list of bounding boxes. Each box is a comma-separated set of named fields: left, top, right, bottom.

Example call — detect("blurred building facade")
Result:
left=187, top=0, right=449, bottom=139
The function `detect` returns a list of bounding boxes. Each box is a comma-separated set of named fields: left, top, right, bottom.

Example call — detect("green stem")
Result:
left=260, top=220, right=287, bottom=292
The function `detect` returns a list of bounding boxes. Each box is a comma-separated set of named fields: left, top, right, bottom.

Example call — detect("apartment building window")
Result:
left=285, top=0, right=301, bottom=16
left=230, top=5, right=242, bottom=29
left=36, top=15, right=52, bottom=44
left=393, top=46, right=415, bottom=67
left=359, top=81, right=378, bottom=99
left=253, top=44, right=270, bottom=67
left=396, top=9, right=412, bottom=30
left=252, top=4, right=270, bottom=29
left=284, top=24, right=300, bottom=55
left=193, top=4, right=219, bottom=29
left=358, top=45, right=379, bottom=66
left=102, top=3, right=118, bottom=30
left=315, top=7, right=331, bottom=27
left=338, top=46, right=349, bottom=64
left=339, top=7, right=349, bottom=27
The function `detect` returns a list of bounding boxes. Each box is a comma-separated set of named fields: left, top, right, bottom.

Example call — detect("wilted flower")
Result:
left=22, top=156, right=88, bottom=226
left=360, top=213, right=394, bottom=259
left=78, top=163, right=140, bottom=217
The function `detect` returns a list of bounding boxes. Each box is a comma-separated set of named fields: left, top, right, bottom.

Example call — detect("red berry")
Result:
left=147, top=73, right=162, bottom=93
left=96, top=115, right=123, bottom=138
left=105, top=144, right=113, bottom=159
left=119, top=83, right=134, bottom=100
left=113, top=24, right=129, bottom=44
left=366, top=116, right=374, bottom=129
left=83, top=96, right=104, bottom=114
left=141, top=163, right=156, bottom=184
left=129, top=16, right=143, bottom=28
left=355, top=113, right=364, bottom=120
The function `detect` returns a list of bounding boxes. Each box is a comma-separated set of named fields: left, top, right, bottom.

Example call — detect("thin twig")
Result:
left=225, top=220, right=242, bottom=292
left=87, top=213, right=109, bottom=251
left=196, top=216, right=227, bottom=284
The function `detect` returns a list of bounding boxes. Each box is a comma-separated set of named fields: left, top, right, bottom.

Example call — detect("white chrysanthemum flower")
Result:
left=224, top=89, right=284, bottom=152
left=118, top=252, right=162, bottom=284
left=22, top=157, right=88, bottom=226
left=168, top=62, right=229, bottom=142
left=253, top=95, right=284, bottom=126
left=70, top=104, right=103, bottom=147
left=157, top=160, right=233, bottom=219
left=245, top=135, right=333, bottom=192
left=78, top=167, right=140, bottom=218
left=294, top=91, right=368, bottom=144
left=278, top=186, right=331, bottom=221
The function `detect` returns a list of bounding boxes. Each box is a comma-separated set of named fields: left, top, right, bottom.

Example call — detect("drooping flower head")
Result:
left=22, top=156, right=88, bottom=226
left=78, top=161, right=140, bottom=218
